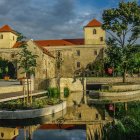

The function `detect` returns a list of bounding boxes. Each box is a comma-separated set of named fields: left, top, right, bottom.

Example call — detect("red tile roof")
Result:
left=34, top=38, right=84, bottom=47
left=13, top=42, right=22, bottom=48
left=0, top=25, right=17, bottom=35
left=85, top=19, right=102, bottom=27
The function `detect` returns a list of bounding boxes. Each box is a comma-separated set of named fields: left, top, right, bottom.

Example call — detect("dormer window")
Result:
left=93, top=29, right=97, bottom=34
left=0, top=34, right=3, bottom=39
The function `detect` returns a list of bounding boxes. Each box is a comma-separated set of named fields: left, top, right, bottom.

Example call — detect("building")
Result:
left=0, top=19, right=106, bottom=89
left=34, top=19, right=106, bottom=78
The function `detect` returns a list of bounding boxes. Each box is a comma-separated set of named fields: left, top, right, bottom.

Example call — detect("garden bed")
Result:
left=0, top=101, right=66, bottom=119
left=0, top=97, right=62, bottom=111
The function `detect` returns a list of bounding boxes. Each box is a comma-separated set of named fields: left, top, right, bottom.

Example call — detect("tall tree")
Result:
left=102, top=1, right=140, bottom=82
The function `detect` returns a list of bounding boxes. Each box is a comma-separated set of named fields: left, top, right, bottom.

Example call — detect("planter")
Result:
left=0, top=101, right=66, bottom=119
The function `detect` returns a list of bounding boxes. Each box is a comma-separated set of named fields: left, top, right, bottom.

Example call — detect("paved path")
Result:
left=0, top=90, right=47, bottom=103
left=0, top=80, right=20, bottom=87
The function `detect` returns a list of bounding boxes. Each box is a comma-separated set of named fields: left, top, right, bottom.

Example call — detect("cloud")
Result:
left=1, top=0, right=137, bottom=40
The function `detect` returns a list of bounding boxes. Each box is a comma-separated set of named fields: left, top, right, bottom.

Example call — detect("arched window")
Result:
left=0, top=34, right=3, bottom=39
left=93, top=29, right=97, bottom=34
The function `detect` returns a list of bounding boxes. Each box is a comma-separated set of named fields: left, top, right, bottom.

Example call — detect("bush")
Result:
left=47, top=87, right=60, bottom=98
left=64, top=87, right=69, bottom=98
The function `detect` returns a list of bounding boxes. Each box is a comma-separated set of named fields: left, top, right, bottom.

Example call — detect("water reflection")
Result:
left=0, top=110, right=86, bottom=140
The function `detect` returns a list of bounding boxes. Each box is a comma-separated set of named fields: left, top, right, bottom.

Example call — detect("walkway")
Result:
left=0, top=90, right=47, bottom=103
left=0, top=80, right=20, bottom=87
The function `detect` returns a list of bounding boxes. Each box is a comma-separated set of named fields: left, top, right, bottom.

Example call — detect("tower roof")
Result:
left=85, top=19, right=102, bottom=27
left=0, top=25, right=17, bottom=35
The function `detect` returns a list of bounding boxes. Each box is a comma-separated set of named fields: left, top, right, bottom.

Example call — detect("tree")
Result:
left=102, top=1, right=140, bottom=82
left=18, top=43, right=38, bottom=105
left=128, top=45, right=140, bottom=76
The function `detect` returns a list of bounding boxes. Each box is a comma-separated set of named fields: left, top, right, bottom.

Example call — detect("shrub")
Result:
left=64, top=87, right=69, bottom=98
left=47, top=87, right=60, bottom=98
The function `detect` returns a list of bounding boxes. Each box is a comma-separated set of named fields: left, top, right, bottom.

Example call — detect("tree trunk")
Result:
left=123, top=68, right=127, bottom=83
left=26, top=73, right=30, bottom=105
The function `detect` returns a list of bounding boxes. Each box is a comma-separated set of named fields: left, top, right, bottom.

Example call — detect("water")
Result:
left=0, top=110, right=86, bottom=140
left=16, top=129, right=86, bottom=140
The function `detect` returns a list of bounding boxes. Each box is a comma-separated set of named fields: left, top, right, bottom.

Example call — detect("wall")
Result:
left=87, top=77, right=140, bottom=84
left=46, top=45, right=105, bottom=78
left=0, top=85, right=23, bottom=94
left=84, top=26, right=106, bottom=45
left=0, top=32, right=17, bottom=49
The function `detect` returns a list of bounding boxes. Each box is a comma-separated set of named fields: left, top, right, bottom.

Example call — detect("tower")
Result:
left=84, top=19, right=106, bottom=45
left=0, top=25, right=18, bottom=49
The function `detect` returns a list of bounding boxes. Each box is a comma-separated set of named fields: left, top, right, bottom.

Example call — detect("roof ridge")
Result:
left=85, top=18, right=102, bottom=27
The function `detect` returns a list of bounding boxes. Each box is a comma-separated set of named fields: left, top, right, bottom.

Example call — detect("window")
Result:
left=1, top=132, right=4, bottom=138
left=0, top=34, right=3, bottom=39
left=76, top=50, right=80, bottom=56
left=77, top=62, right=80, bottom=68
left=13, top=36, right=14, bottom=40
left=11, top=54, right=15, bottom=58
left=93, top=29, right=97, bottom=34
left=100, top=37, right=103, bottom=41
left=94, top=50, right=97, bottom=55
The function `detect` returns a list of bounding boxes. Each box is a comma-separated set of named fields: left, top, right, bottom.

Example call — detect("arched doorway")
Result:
left=7, top=62, right=17, bottom=79
left=0, top=59, right=17, bottom=79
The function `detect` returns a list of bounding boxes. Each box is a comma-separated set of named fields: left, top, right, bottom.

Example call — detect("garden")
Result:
left=0, top=86, right=69, bottom=111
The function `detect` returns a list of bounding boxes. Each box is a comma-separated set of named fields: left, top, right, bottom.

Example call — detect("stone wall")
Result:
left=60, top=78, right=86, bottom=92
left=87, top=77, right=140, bottom=84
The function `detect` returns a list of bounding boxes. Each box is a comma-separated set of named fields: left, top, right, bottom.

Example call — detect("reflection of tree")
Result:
left=23, top=125, right=39, bottom=140
left=55, top=50, right=63, bottom=91
left=74, top=67, right=90, bottom=104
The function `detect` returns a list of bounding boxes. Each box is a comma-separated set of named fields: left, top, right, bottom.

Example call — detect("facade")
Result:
left=0, top=19, right=106, bottom=81
left=34, top=19, right=106, bottom=77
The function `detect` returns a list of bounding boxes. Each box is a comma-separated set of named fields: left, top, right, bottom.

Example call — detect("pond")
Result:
left=0, top=110, right=86, bottom=140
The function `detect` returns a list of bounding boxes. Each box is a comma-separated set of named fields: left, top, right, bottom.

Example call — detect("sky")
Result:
left=0, top=0, right=139, bottom=40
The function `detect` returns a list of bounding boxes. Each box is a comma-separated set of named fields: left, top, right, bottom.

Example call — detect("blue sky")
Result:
left=0, top=0, right=139, bottom=40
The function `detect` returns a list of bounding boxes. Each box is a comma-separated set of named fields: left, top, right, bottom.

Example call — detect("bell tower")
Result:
left=84, top=19, right=106, bottom=45
left=0, top=25, right=18, bottom=49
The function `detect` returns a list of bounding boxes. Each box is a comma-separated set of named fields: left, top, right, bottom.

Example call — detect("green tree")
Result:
left=102, top=1, right=140, bottom=82
left=18, top=43, right=38, bottom=105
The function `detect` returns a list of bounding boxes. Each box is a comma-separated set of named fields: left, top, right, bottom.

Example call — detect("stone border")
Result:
left=102, top=84, right=140, bottom=92
left=99, top=90, right=140, bottom=97
left=0, top=101, right=66, bottom=119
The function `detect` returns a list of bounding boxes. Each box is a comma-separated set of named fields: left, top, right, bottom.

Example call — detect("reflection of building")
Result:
left=0, top=19, right=106, bottom=89
left=0, top=127, right=18, bottom=140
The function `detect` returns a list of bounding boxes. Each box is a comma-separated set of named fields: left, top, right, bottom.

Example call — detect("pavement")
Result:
left=0, top=80, right=20, bottom=87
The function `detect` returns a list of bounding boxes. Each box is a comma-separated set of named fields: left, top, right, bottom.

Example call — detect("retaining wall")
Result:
left=87, top=77, right=140, bottom=84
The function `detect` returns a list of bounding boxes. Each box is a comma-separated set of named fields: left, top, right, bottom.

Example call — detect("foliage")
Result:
left=104, top=101, right=140, bottom=139
left=64, top=87, right=69, bottom=98
left=102, top=1, right=140, bottom=82
left=0, top=97, right=61, bottom=111
left=103, top=120, right=126, bottom=140
left=47, top=87, right=60, bottom=98
left=86, top=59, right=104, bottom=77
left=18, top=44, right=38, bottom=76
left=0, top=58, right=16, bottom=79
